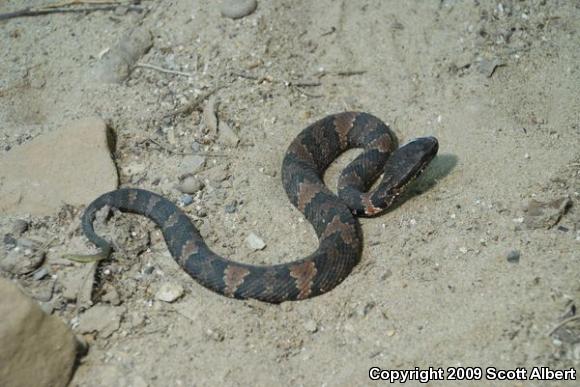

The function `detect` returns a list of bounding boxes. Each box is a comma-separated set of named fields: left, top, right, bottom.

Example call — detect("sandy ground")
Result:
left=1, top=0, right=579, bottom=386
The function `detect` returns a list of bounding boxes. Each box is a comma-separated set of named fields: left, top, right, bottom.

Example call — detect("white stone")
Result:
left=220, top=0, right=257, bottom=19
left=155, top=282, right=184, bottom=303
left=245, top=232, right=266, bottom=250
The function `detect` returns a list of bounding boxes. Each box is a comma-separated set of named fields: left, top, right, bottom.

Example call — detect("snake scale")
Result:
left=78, top=112, right=438, bottom=303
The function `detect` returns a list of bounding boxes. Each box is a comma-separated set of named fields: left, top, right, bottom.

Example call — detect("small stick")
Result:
left=321, top=26, right=336, bottom=36
left=290, top=80, right=321, bottom=87
left=0, top=3, right=142, bottom=21
left=547, top=315, right=580, bottom=336
left=135, top=63, right=193, bottom=78
left=231, top=71, right=259, bottom=80
left=336, top=70, right=367, bottom=76
left=45, top=0, right=121, bottom=8
left=292, top=85, right=323, bottom=98
left=165, top=85, right=224, bottom=118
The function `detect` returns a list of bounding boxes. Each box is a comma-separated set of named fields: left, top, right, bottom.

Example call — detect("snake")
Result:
left=74, top=112, right=438, bottom=303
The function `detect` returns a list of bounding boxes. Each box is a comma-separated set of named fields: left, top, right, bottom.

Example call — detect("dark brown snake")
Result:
left=79, top=112, right=438, bottom=303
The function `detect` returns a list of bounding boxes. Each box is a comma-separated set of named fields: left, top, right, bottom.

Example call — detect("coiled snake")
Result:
left=75, top=112, right=438, bottom=303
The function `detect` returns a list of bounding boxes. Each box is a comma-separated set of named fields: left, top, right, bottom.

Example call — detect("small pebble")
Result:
left=102, top=284, right=121, bottom=306
left=155, top=282, right=184, bottom=303
left=303, top=319, right=318, bottom=333
left=573, top=343, right=580, bottom=361
left=506, top=250, right=520, bottom=263
left=206, top=165, right=230, bottom=184
left=177, top=176, right=204, bottom=194
left=218, top=121, right=240, bottom=147
left=179, top=194, right=194, bottom=206
left=380, top=269, right=392, bottom=281
left=220, top=0, right=257, bottom=19
left=245, top=232, right=266, bottom=250
left=178, top=155, right=206, bottom=176
left=143, top=264, right=155, bottom=275
left=477, top=57, right=505, bottom=77
left=224, top=200, right=238, bottom=214
left=204, top=328, right=225, bottom=342
left=191, top=141, right=202, bottom=152
left=357, top=301, right=376, bottom=317
left=195, top=206, right=208, bottom=217
left=32, top=267, right=49, bottom=281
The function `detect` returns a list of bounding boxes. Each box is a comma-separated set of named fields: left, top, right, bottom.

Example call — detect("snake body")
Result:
left=79, top=112, right=438, bottom=303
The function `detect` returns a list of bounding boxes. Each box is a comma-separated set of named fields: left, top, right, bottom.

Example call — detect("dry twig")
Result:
left=547, top=315, right=580, bottom=337
left=0, top=0, right=143, bottom=20
left=0, top=1, right=143, bottom=21
left=165, top=85, right=224, bottom=119
left=336, top=70, right=367, bottom=76
left=135, top=63, right=193, bottom=78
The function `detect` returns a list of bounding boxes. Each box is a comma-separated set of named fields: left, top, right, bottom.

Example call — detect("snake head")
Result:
left=377, top=136, right=439, bottom=202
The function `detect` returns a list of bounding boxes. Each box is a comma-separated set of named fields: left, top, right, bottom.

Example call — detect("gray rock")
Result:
left=221, top=0, right=257, bottom=19
left=93, top=28, right=153, bottom=83
left=0, top=278, right=79, bottom=387
left=59, top=262, right=98, bottom=307
left=0, top=248, right=44, bottom=275
left=218, top=121, right=240, bottom=147
left=0, top=118, right=118, bottom=216
left=78, top=305, right=125, bottom=338
left=155, top=282, right=184, bottom=303
left=523, top=197, right=572, bottom=229
left=245, top=232, right=266, bottom=250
